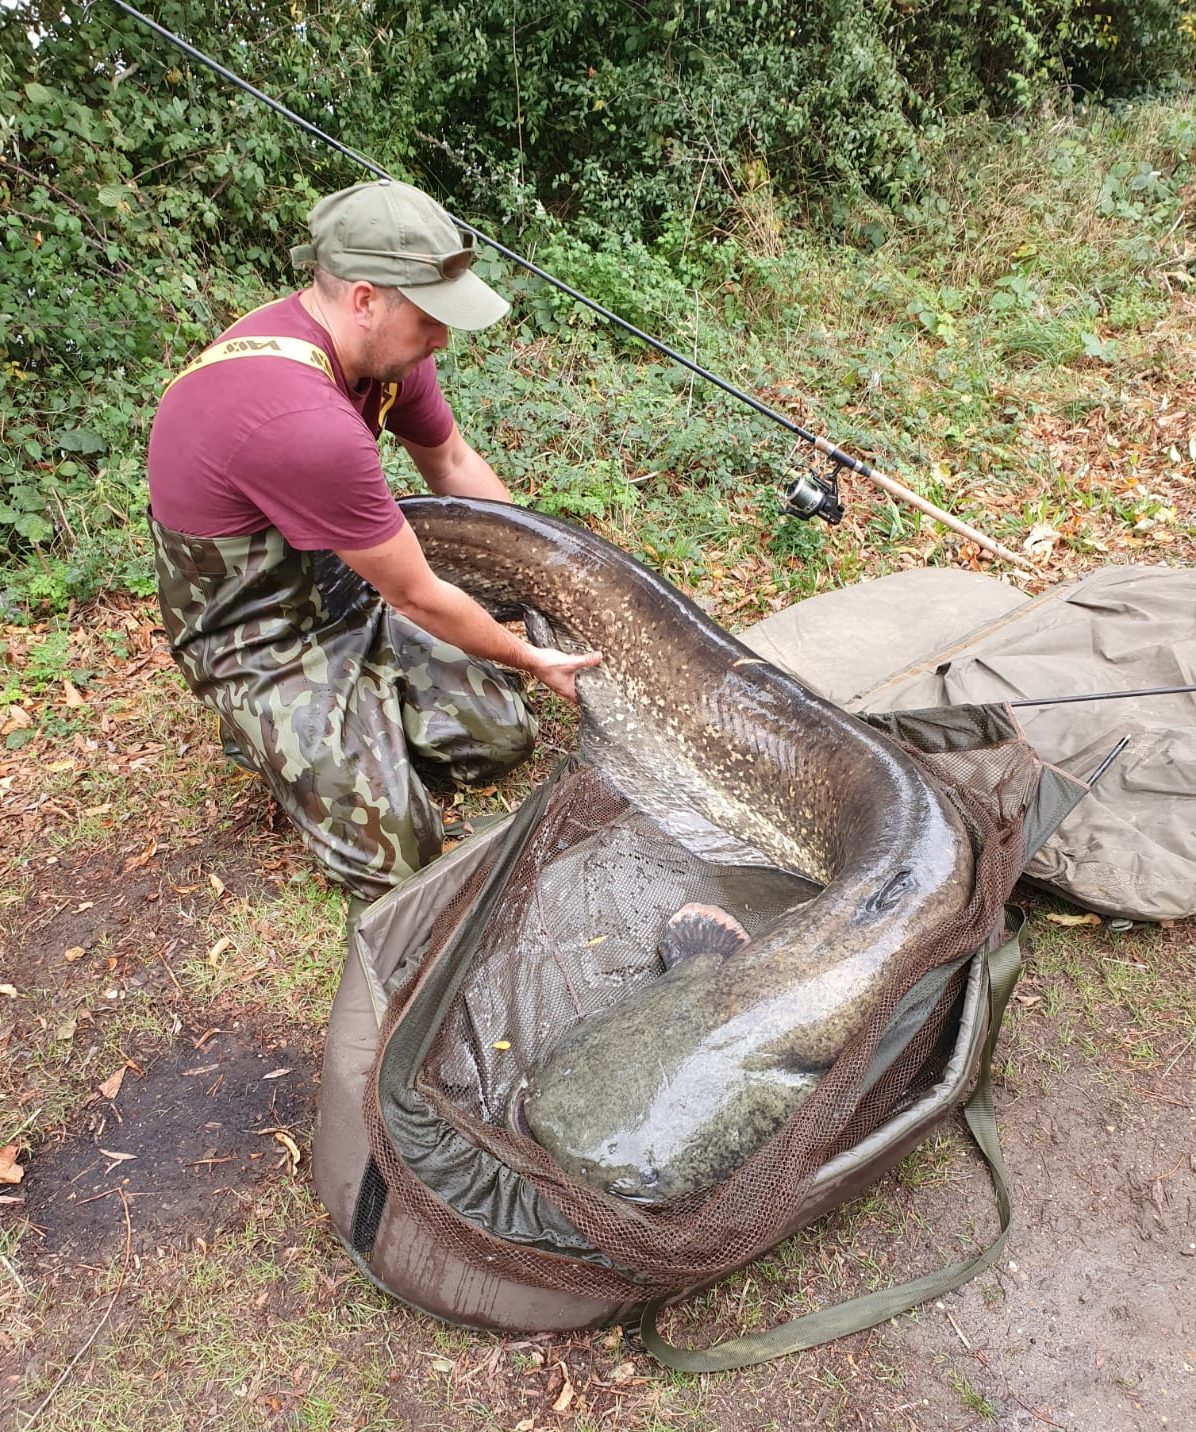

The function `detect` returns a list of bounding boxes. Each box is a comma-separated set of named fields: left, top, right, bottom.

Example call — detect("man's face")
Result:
left=361, top=290, right=449, bottom=382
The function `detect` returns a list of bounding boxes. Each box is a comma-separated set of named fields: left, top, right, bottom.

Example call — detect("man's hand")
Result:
left=524, top=647, right=604, bottom=703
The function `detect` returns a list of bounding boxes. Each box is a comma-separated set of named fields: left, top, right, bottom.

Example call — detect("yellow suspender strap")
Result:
left=162, top=335, right=336, bottom=397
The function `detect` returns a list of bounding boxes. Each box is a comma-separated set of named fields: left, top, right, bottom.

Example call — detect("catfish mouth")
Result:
left=509, top=1080, right=664, bottom=1202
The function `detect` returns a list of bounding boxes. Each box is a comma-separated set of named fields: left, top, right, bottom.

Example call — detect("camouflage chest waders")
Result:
left=150, top=514, right=536, bottom=900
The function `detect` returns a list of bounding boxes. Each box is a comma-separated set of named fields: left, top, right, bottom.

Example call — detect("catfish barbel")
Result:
left=402, top=495, right=974, bottom=1202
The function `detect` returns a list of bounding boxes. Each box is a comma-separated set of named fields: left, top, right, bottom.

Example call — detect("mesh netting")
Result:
left=363, top=741, right=1029, bottom=1302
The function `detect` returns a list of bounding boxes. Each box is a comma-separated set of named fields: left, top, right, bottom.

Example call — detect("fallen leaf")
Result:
left=1043, top=911, right=1102, bottom=927
left=99, top=1147, right=137, bottom=1164
left=62, top=679, right=86, bottom=708
left=261, top=1067, right=292, bottom=1080
left=274, top=1130, right=301, bottom=1172
left=56, top=1013, right=78, bottom=1041
left=1023, top=522, right=1060, bottom=558
left=122, top=836, right=158, bottom=871
left=551, top=1364, right=575, bottom=1413
left=0, top=983, right=18, bottom=998
left=0, top=1144, right=25, bottom=1185
left=209, top=873, right=226, bottom=899
left=98, top=1067, right=126, bottom=1100
left=75, top=901, right=94, bottom=912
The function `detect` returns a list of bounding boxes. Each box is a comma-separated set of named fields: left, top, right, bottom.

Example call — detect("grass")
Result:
left=946, top=1366, right=997, bottom=1420
left=185, top=878, right=347, bottom=1028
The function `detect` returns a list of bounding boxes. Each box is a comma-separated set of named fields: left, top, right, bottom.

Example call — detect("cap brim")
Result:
left=397, top=269, right=510, bottom=330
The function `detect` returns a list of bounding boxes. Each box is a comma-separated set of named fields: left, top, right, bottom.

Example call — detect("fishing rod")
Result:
left=1009, top=682, right=1196, bottom=708
left=107, top=0, right=1036, bottom=572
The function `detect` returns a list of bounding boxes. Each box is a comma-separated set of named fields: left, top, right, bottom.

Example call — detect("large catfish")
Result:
left=402, top=496, right=974, bottom=1202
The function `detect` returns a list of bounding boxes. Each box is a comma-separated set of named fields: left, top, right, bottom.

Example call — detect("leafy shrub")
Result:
left=0, top=0, right=1192, bottom=604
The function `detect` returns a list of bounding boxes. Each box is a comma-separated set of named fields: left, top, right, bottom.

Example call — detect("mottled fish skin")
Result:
left=401, top=496, right=975, bottom=1202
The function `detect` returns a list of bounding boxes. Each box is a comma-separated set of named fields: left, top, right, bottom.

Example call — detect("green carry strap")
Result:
left=639, top=910, right=1025, bottom=1372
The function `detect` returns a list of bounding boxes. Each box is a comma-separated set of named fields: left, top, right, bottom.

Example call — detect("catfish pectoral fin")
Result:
left=658, top=903, right=750, bottom=969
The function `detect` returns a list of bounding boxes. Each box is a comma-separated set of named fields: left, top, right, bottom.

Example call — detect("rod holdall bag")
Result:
left=312, top=703, right=1087, bottom=1365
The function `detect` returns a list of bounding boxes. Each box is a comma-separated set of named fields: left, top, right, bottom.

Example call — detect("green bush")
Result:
left=1, top=0, right=1192, bottom=602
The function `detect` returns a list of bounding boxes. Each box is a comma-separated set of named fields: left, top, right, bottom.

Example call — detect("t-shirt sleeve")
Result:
left=380, top=357, right=455, bottom=448
left=230, top=404, right=405, bottom=551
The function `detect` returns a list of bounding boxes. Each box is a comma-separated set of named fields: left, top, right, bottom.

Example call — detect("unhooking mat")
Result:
left=741, top=565, right=1196, bottom=921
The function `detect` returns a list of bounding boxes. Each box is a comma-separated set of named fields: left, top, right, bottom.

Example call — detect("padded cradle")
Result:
left=314, top=718, right=1081, bottom=1335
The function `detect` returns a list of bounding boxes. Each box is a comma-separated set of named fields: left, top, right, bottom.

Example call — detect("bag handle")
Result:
left=639, top=909, right=1025, bottom=1371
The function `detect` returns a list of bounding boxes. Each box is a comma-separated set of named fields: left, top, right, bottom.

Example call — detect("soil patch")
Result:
left=19, top=1025, right=318, bottom=1262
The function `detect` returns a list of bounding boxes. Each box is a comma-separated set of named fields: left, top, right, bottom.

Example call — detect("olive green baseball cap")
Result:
left=290, top=179, right=509, bottom=330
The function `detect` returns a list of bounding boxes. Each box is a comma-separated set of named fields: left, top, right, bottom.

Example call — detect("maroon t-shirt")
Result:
left=147, top=294, right=454, bottom=549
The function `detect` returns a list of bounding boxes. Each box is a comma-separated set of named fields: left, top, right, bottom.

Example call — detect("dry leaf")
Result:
left=4, top=705, right=32, bottom=730
left=0, top=1144, right=25, bottom=1185
left=1022, top=522, right=1060, bottom=558
left=551, top=1365, right=575, bottom=1414
left=274, top=1130, right=301, bottom=1172
left=207, top=936, right=232, bottom=966
left=0, top=983, right=18, bottom=998
left=209, top=873, right=226, bottom=899
left=98, top=1067, right=126, bottom=1101
left=122, top=837, right=158, bottom=871
left=75, top=901, right=94, bottom=912
left=62, top=679, right=86, bottom=707
left=261, top=1067, right=292, bottom=1080
left=1043, top=911, right=1102, bottom=927
left=99, top=1147, right=137, bottom=1164
left=56, top=1013, right=78, bottom=1041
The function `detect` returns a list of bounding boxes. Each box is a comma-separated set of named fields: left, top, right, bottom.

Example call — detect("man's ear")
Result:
left=348, top=281, right=378, bottom=328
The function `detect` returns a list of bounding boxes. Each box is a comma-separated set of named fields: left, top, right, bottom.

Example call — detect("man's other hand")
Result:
left=526, top=648, right=604, bottom=703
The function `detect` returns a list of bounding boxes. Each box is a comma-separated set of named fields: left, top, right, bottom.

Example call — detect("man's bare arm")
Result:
left=400, top=423, right=510, bottom=501
left=336, top=522, right=601, bottom=702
